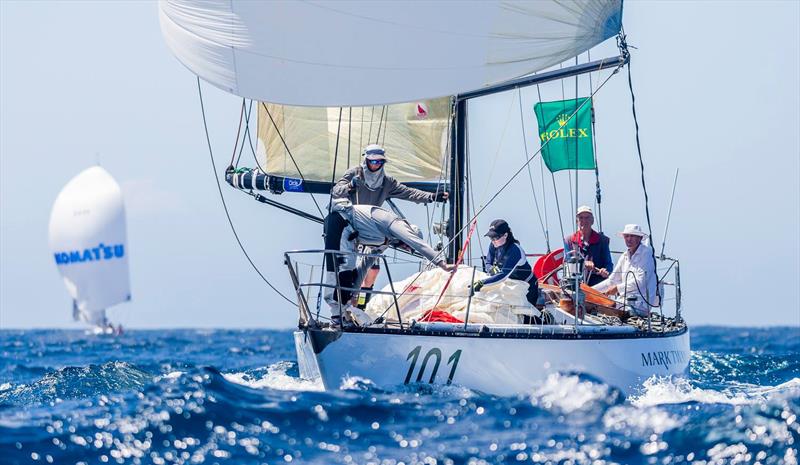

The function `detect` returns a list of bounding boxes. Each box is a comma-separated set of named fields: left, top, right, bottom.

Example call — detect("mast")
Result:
left=447, top=99, right=467, bottom=262
left=446, top=55, right=626, bottom=263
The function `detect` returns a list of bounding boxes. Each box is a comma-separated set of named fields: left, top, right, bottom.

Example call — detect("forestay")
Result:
left=159, top=0, right=623, bottom=106
left=258, top=99, right=451, bottom=182
left=48, top=167, right=131, bottom=322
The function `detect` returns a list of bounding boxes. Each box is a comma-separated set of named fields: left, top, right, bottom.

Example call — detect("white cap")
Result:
left=576, top=205, right=593, bottom=216
left=618, top=224, right=648, bottom=237
left=362, top=144, right=387, bottom=161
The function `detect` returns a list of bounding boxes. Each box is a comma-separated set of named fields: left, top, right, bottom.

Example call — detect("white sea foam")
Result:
left=223, top=362, right=323, bottom=392
left=154, top=371, right=185, bottom=382
left=339, top=376, right=375, bottom=391
left=529, top=373, right=614, bottom=413
left=630, top=376, right=800, bottom=408
left=603, top=404, right=682, bottom=434
left=0, top=382, right=12, bottom=392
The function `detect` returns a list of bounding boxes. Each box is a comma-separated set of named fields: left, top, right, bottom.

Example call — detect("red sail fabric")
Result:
left=419, top=309, right=464, bottom=323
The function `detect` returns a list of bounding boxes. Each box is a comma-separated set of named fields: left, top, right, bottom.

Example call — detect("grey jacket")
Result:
left=331, top=166, right=434, bottom=206
left=340, top=205, right=443, bottom=266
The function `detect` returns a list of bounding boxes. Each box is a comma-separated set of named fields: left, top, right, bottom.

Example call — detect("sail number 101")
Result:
left=404, top=346, right=462, bottom=385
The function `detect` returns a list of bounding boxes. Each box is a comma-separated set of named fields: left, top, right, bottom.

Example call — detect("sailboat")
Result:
left=48, top=166, right=130, bottom=335
left=159, top=0, right=689, bottom=395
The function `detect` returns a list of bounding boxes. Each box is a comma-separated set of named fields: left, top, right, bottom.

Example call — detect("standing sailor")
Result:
left=323, top=144, right=448, bottom=312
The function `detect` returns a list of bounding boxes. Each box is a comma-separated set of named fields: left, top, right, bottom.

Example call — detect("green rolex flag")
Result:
left=534, top=98, right=595, bottom=172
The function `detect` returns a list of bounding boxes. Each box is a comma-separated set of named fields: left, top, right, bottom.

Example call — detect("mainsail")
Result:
left=158, top=0, right=624, bottom=106
left=258, top=99, right=451, bottom=183
left=48, top=167, right=131, bottom=328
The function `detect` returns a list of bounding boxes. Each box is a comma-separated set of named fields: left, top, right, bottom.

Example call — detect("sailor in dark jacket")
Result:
left=564, top=205, right=613, bottom=286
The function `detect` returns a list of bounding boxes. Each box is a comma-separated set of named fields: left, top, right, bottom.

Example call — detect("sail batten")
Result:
left=159, top=0, right=623, bottom=106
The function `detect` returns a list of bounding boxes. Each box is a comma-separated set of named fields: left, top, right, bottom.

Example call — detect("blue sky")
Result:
left=1, top=1, right=798, bottom=328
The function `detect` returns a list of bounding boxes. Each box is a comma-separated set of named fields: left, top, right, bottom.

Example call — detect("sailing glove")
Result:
left=433, top=191, right=448, bottom=202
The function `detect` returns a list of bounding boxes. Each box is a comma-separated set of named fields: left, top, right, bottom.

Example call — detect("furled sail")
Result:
left=258, top=98, right=451, bottom=183
left=48, top=167, right=131, bottom=326
left=159, top=0, right=623, bottom=106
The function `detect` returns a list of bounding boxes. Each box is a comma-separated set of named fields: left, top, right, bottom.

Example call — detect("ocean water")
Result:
left=0, top=327, right=797, bottom=465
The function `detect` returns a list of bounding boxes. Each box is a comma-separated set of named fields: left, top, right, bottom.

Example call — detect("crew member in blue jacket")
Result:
left=472, top=219, right=539, bottom=308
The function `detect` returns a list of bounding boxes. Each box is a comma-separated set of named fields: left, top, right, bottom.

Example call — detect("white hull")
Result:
left=295, top=325, right=690, bottom=396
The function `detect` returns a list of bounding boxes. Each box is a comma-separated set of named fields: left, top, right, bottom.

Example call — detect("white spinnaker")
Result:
left=48, top=167, right=131, bottom=324
left=258, top=98, right=451, bottom=182
left=158, top=0, right=623, bottom=106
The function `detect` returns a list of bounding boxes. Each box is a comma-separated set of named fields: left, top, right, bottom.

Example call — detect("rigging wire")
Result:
left=517, top=88, right=550, bottom=251
left=367, top=106, right=375, bottom=142
left=537, top=83, right=566, bottom=241
left=587, top=50, right=604, bottom=232
left=533, top=86, right=551, bottom=250
left=535, top=82, right=567, bottom=241
left=326, top=108, right=344, bottom=214
left=359, top=106, right=365, bottom=155
left=233, top=100, right=253, bottom=168
left=381, top=105, right=390, bottom=147
left=229, top=100, right=246, bottom=167
left=559, top=64, right=575, bottom=211
left=620, top=31, right=661, bottom=305
left=196, top=78, right=296, bottom=306
left=466, top=123, right=484, bottom=261
left=448, top=61, right=623, bottom=260
left=347, top=107, right=352, bottom=168
left=374, top=64, right=624, bottom=319
left=261, top=102, right=325, bottom=218
left=369, top=66, right=620, bottom=323
left=375, top=105, right=387, bottom=143
left=573, top=56, right=580, bottom=224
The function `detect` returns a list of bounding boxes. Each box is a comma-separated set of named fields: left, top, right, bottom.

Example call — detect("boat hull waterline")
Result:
left=294, top=326, right=690, bottom=396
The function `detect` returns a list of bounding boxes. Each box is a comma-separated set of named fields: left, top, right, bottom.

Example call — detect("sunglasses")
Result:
left=366, top=159, right=386, bottom=166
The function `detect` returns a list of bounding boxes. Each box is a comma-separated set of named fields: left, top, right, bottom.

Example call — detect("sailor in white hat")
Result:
left=592, top=224, right=657, bottom=316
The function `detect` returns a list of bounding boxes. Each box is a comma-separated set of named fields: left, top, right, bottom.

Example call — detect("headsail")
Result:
left=258, top=98, right=451, bottom=183
left=48, top=167, right=131, bottom=326
left=159, top=0, right=623, bottom=106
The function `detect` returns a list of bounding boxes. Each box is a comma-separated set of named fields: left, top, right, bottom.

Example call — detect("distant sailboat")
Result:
left=48, top=167, right=130, bottom=335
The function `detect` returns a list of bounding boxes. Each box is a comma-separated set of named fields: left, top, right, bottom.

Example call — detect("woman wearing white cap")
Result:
left=592, top=224, right=657, bottom=316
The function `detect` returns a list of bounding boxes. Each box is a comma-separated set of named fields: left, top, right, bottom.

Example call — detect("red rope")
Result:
left=430, top=220, right=478, bottom=310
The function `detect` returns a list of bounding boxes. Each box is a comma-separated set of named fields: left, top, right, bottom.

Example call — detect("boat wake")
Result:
left=631, top=375, right=800, bottom=407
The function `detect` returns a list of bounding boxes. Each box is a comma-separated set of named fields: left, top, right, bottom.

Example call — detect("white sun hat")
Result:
left=618, top=224, right=648, bottom=237
left=576, top=205, right=593, bottom=216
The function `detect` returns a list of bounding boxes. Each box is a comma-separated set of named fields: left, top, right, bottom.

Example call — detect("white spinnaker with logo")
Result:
left=158, top=0, right=623, bottom=106
left=48, top=167, right=131, bottom=327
